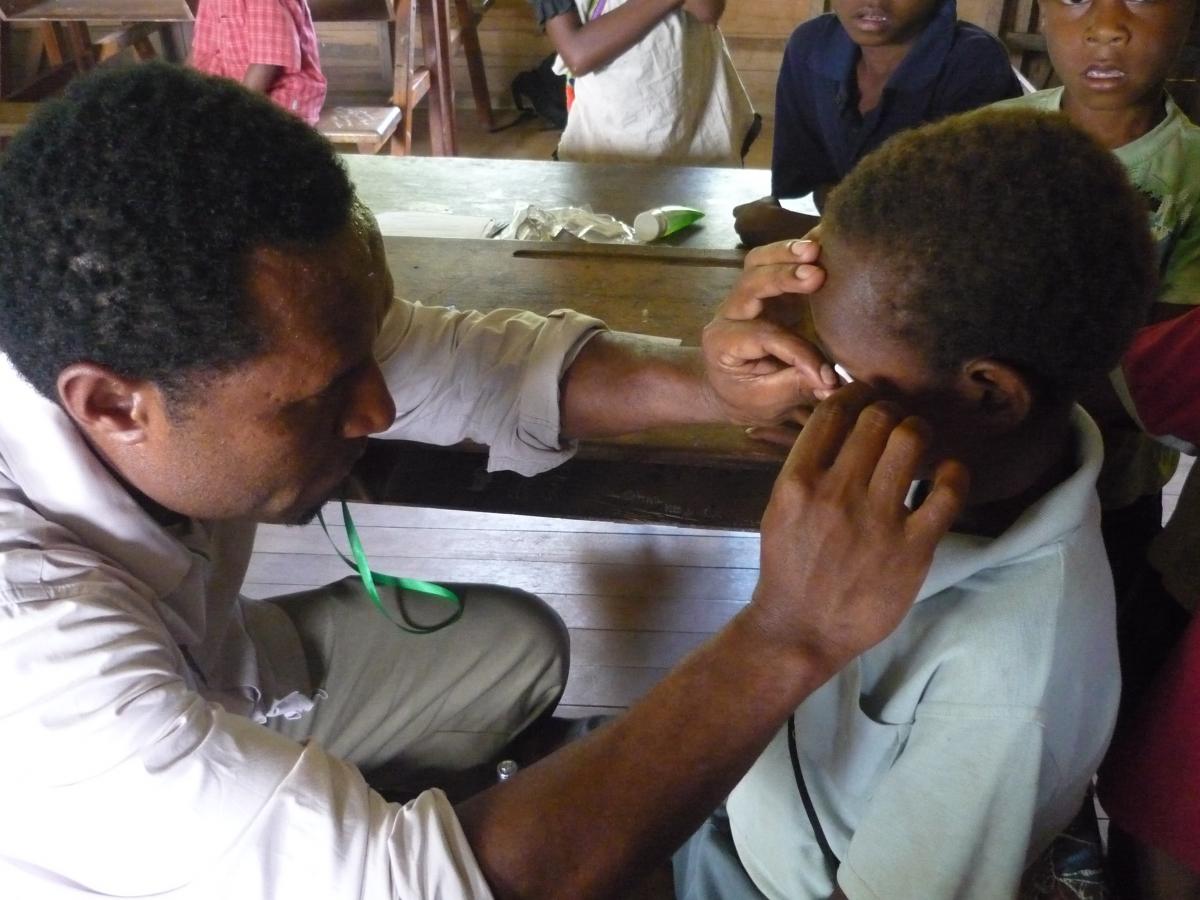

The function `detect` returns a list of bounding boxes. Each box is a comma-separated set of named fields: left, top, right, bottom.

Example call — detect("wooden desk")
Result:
left=345, top=155, right=771, bottom=250
left=348, top=236, right=788, bottom=529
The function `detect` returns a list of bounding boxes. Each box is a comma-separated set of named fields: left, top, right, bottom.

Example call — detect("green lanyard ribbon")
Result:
left=319, top=501, right=463, bottom=634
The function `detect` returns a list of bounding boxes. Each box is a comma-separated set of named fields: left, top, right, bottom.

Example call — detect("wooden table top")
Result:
left=345, top=155, right=770, bottom=251
left=0, top=0, right=192, bottom=20
left=350, top=236, right=788, bottom=528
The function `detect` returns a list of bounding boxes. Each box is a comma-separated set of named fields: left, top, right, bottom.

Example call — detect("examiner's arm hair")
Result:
left=0, top=63, right=354, bottom=410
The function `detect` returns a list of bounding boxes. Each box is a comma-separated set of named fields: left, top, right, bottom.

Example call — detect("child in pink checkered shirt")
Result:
left=191, top=0, right=327, bottom=125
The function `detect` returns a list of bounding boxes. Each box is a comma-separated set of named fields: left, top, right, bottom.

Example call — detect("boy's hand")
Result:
left=750, top=382, right=969, bottom=671
left=700, top=239, right=833, bottom=426
left=733, top=197, right=821, bottom=248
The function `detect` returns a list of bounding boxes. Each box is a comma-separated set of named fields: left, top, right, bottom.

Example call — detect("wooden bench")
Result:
left=316, top=104, right=402, bottom=153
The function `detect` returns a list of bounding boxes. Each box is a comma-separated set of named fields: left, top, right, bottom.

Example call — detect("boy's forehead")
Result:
left=815, top=235, right=889, bottom=315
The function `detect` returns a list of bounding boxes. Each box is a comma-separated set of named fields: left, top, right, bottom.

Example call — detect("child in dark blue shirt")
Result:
left=734, top=0, right=1020, bottom=247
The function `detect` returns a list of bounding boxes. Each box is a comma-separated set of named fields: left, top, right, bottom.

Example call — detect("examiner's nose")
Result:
left=341, top=362, right=396, bottom=438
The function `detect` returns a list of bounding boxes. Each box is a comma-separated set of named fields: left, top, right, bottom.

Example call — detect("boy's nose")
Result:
left=341, top=362, right=397, bottom=438
left=1085, top=0, right=1131, bottom=43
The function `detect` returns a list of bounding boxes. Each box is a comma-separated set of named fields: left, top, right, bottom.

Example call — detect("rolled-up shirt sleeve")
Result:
left=372, top=298, right=608, bottom=476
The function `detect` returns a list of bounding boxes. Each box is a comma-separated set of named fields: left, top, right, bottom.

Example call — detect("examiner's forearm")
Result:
left=456, top=608, right=835, bottom=900
left=558, top=331, right=717, bottom=438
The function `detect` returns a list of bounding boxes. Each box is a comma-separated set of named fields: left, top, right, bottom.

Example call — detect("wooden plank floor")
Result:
left=245, top=503, right=759, bottom=715
left=247, top=456, right=1195, bottom=716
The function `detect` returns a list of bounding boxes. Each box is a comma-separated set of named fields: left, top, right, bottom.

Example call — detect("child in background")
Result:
left=733, top=0, right=1020, bottom=247
left=530, top=0, right=758, bottom=164
left=191, top=0, right=327, bottom=126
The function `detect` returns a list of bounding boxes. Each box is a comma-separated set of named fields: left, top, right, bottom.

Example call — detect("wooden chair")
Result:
left=312, top=0, right=493, bottom=155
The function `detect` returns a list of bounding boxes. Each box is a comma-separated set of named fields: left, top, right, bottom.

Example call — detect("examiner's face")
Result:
left=141, top=209, right=397, bottom=524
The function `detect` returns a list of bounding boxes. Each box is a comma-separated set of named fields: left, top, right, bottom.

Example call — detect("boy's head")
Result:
left=809, top=108, right=1155, bottom=469
left=0, top=63, right=398, bottom=524
left=832, top=0, right=943, bottom=48
left=1040, top=0, right=1196, bottom=119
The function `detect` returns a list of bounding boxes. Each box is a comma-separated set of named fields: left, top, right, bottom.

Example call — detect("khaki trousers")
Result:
left=246, top=576, right=569, bottom=796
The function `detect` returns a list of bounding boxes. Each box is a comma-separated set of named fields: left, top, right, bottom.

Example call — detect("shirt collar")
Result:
left=915, top=406, right=1104, bottom=602
left=0, top=353, right=193, bottom=600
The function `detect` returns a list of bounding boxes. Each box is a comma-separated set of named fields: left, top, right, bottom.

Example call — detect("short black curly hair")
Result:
left=823, top=108, right=1156, bottom=405
left=0, top=62, right=354, bottom=405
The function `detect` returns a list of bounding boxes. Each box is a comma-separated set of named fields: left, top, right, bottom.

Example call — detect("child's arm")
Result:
left=680, top=0, right=724, bottom=24
left=736, top=22, right=839, bottom=245
left=733, top=198, right=820, bottom=249
left=544, top=0, right=686, bottom=76
left=242, top=64, right=284, bottom=95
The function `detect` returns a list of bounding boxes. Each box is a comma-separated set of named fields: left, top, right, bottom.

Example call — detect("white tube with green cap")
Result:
left=633, top=205, right=705, bottom=242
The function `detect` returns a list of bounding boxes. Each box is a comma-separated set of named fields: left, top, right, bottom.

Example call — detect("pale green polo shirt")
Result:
left=726, top=409, right=1120, bottom=899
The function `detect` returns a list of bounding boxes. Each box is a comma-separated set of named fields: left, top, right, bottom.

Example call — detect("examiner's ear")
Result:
left=56, top=363, right=161, bottom=445
left=959, top=358, right=1034, bottom=430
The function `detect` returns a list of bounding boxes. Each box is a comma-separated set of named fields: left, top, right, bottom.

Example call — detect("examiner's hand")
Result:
left=750, top=382, right=969, bottom=672
left=700, top=239, right=834, bottom=426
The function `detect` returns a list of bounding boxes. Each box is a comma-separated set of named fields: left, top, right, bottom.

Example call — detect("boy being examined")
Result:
left=676, top=109, right=1154, bottom=898
left=733, top=0, right=1019, bottom=248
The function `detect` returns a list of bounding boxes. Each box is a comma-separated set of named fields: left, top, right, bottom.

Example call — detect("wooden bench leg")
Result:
left=453, top=0, right=494, bottom=130
left=417, top=0, right=456, bottom=155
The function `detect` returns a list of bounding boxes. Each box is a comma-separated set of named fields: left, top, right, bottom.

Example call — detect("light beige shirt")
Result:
left=727, top=410, right=1120, bottom=900
left=0, top=300, right=604, bottom=898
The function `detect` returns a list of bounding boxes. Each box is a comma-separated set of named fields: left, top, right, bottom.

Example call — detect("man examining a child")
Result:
left=0, top=63, right=965, bottom=899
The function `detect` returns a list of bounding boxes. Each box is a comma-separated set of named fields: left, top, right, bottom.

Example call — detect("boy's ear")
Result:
left=959, top=358, right=1034, bottom=430
left=56, top=363, right=159, bottom=446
